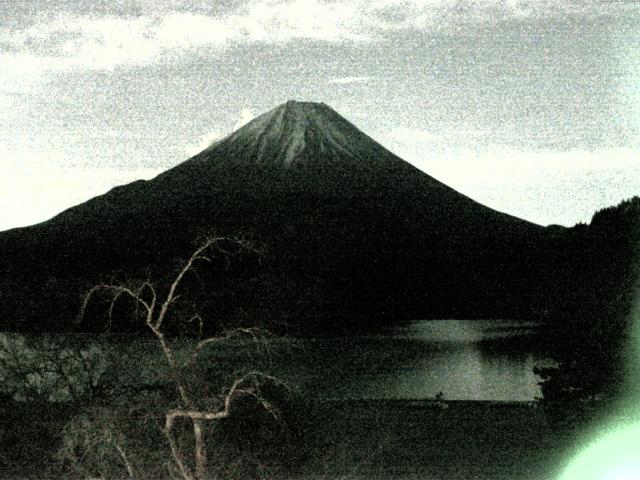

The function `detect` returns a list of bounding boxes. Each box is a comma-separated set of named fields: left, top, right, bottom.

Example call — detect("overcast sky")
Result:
left=1, top=0, right=639, bottom=230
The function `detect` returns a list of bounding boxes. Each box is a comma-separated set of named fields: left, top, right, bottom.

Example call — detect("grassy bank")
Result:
left=0, top=398, right=621, bottom=479
left=295, top=400, right=615, bottom=480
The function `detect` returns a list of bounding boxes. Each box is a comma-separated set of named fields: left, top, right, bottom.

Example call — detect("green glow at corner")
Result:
left=560, top=286, right=640, bottom=480
left=559, top=423, right=640, bottom=480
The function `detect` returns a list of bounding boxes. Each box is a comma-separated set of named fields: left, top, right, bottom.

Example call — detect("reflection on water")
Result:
left=268, top=320, right=548, bottom=401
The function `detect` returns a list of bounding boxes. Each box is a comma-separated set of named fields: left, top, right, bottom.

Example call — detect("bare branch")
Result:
left=78, top=236, right=270, bottom=480
left=187, top=314, right=204, bottom=340
left=111, top=440, right=136, bottom=479
left=186, top=327, right=271, bottom=367
left=154, top=238, right=219, bottom=330
left=192, top=419, right=207, bottom=480
left=107, top=289, right=126, bottom=331
left=153, top=235, right=255, bottom=331
left=138, top=281, right=157, bottom=310
left=78, top=284, right=151, bottom=326
left=163, top=370, right=287, bottom=480
left=166, top=408, right=230, bottom=422
left=151, top=329, right=192, bottom=408
left=163, top=414, right=195, bottom=480
left=166, top=371, right=287, bottom=423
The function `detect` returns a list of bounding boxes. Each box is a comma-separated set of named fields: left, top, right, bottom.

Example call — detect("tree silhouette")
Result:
left=79, top=237, right=286, bottom=480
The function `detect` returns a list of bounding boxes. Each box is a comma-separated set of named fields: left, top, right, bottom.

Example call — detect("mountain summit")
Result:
left=157, top=100, right=470, bottom=204
left=192, top=100, right=407, bottom=169
left=0, top=101, right=549, bottom=332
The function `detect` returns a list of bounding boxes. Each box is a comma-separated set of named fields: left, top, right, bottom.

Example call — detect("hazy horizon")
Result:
left=1, top=0, right=639, bottom=230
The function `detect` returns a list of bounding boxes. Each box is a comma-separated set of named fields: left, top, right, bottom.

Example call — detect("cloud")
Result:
left=184, top=107, right=255, bottom=156
left=0, top=2, right=367, bottom=73
left=328, top=76, right=375, bottom=85
left=233, top=107, right=256, bottom=130
left=185, top=129, right=225, bottom=157
left=232, top=0, right=369, bottom=43
left=0, top=13, right=234, bottom=73
left=0, top=0, right=619, bottom=74
left=385, top=126, right=442, bottom=145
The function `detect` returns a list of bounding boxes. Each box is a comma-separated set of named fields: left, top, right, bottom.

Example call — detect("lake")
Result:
left=267, top=320, right=549, bottom=401
left=1, top=320, right=550, bottom=403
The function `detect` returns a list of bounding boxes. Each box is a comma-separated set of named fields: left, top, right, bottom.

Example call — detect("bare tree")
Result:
left=79, top=237, right=284, bottom=480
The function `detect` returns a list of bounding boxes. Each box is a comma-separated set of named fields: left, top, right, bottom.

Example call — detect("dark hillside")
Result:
left=538, top=197, right=640, bottom=399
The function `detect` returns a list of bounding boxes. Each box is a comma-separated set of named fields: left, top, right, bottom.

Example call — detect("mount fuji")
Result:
left=0, top=101, right=552, bottom=332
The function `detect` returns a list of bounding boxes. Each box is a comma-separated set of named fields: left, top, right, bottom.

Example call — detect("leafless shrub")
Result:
left=58, top=408, right=138, bottom=479
left=0, top=333, right=106, bottom=402
left=78, top=236, right=288, bottom=480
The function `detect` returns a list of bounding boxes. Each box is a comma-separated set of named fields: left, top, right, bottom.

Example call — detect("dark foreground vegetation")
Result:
left=1, top=395, right=628, bottom=480
left=538, top=197, right=640, bottom=401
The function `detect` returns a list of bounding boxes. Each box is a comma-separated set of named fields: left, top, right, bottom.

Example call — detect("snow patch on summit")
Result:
left=197, top=100, right=405, bottom=169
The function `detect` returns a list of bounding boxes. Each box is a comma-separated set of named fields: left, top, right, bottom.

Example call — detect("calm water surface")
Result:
left=268, top=320, right=548, bottom=401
